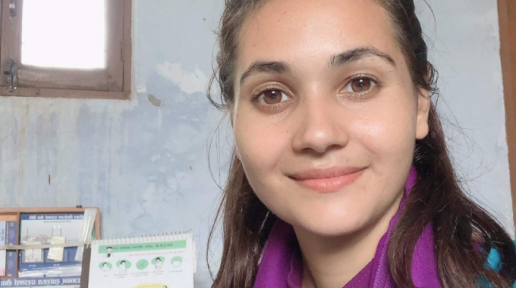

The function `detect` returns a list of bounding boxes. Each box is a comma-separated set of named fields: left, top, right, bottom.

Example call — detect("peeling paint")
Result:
left=155, top=62, right=209, bottom=94
left=148, top=94, right=163, bottom=107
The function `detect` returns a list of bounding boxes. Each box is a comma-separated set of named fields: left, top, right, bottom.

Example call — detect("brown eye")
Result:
left=260, top=89, right=287, bottom=105
left=341, top=76, right=378, bottom=97
left=351, top=77, right=372, bottom=93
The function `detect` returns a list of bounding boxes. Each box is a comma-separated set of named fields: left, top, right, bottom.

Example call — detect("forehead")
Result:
left=237, top=0, right=401, bottom=72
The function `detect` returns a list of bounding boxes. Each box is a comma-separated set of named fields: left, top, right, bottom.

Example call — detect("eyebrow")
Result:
left=239, top=61, right=291, bottom=85
left=331, top=46, right=396, bottom=68
left=239, top=46, right=396, bottom=85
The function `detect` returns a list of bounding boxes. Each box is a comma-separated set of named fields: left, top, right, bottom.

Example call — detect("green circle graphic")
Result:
left=171, top=256, right=183, bottom=267
left=136, top=259, right=149, bottom=270
left=116, top=260, right=132, bottom=269
left=171, top=256, right=183, bottom=262
left=98, top=262, right=113, bottom=270
left=151, top=256, right=165, bottom=265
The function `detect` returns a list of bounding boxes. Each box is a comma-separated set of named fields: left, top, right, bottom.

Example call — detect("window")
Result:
left=0, top=0, right=131, bottom=99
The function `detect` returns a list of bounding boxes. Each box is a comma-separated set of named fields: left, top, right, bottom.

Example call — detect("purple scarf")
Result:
left=253, top=167, right=442, bottom=288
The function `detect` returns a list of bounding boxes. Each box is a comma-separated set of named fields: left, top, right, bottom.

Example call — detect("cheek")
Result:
left=233, top=111, right=290, bottom=180
left=352, top=99, right=417, bottom=162
left=234, top=117, right=295, bottom=210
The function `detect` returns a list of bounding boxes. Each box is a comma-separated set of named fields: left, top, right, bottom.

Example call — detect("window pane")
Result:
left=21, top=0, right=106, bottom=69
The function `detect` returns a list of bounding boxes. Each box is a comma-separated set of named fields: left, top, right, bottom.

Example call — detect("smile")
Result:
left=289, top=167, right=366, bottom=193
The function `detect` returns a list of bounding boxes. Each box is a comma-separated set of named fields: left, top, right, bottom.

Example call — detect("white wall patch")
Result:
left=156, top=62, right=209, bottom=95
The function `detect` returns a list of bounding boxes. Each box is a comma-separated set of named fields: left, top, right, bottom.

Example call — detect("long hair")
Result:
left=206, top=0, right=516, bottom=287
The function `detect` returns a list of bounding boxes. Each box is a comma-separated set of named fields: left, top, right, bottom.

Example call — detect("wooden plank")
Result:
left=0, top=207, right=102, bottom=238
left=498, top=0, right=516, bottom=233
left=0, top=0, right=3, bottom=66
left=0, top=207, right=87, bottom=213
left=123, top=0, right=132, bottom=96
left=0, top=0, right=22, bottom=87
left=0, top=86, right=128, bottom=99
left=17, top=67, right=111, bottom=91
left=105, top=0, right=124, bottom=92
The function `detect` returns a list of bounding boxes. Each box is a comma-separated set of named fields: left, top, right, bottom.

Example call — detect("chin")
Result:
left=289, top=212, right=372, bottom=238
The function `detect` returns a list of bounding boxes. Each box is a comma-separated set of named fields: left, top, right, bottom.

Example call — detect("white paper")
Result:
left=48, top=236, right=66, bottom=261
left=23, top=241, right=43, bottom=263
left=89, top=232, right=195, bottom=288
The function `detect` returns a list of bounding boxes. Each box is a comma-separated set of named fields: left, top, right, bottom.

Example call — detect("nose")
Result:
left=292, top=95, right=349, bottom=154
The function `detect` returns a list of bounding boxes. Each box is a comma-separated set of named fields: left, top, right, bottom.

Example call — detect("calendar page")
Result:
left=88, top=232, right=195, bottom=288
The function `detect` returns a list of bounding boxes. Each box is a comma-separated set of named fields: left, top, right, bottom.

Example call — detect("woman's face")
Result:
left=232, top=0, right=430, bottom=237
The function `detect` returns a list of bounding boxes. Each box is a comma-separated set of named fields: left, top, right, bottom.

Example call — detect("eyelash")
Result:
left=251, top=74, right=381, bottom=109
left=251, top=85, right=291, bottom=110
left=339, top=74, right=381, bottom=99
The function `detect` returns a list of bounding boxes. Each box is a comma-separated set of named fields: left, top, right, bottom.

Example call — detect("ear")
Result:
left=415, top=88, right=431, bottom=140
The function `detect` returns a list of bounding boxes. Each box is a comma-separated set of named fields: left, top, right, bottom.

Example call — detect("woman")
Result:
left=207, top=0, right=516, bottom=287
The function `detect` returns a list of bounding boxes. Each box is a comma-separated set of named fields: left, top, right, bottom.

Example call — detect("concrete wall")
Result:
left=418, top=0, right=514, bottom=235
left=0, top=0, right=511, bottom=286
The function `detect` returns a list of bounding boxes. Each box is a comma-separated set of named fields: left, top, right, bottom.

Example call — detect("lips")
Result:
left=288, top=166, right=365, bottom=193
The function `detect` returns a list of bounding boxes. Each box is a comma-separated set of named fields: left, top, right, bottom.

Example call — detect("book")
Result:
left=6, top=221, right=18, bottom=277
left=0, top=276, right=80, bottom=287
left=85, top=231, right=195, bottom=288
left=7, top=222, right=17, bottom=246
left=0, top=221, right=6, bottom=277
left=6, top=251, right=16, bottom=278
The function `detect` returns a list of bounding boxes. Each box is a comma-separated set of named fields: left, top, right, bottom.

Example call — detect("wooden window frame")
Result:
left=0, top=0, right=131, bottom=99
left=498, top=0, right=516, bottom=231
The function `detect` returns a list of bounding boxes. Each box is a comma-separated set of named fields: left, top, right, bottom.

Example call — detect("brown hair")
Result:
left=207, top=0, right=516, bottom=287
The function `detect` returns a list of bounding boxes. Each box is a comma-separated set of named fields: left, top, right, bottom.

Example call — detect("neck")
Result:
left=293, top=193, right=403, bottom=288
